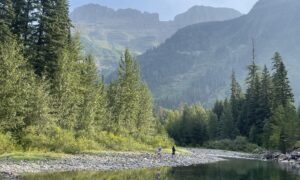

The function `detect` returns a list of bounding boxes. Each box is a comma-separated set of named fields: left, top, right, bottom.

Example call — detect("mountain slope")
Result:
left=173, top=6, right=242, bottom=28
left=139, top=0, right=300, bottom=108
left=70, top=4, right=241, bottom=76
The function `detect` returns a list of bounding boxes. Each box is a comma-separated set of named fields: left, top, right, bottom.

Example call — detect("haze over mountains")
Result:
left=139, top=0, right=300, bottom=107
left=70, top=5, right=241, bottom=75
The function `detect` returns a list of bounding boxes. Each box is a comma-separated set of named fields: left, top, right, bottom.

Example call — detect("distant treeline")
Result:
left=0, top=0, right=171, bottom=154
left=161, top=53, right=300, bottom=153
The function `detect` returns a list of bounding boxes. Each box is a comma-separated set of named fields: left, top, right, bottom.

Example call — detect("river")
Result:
left=20, top=158, right=300, bottom=180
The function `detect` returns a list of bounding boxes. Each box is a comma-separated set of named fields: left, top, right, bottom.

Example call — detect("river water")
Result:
left=21, top=159, right=300, bottom=180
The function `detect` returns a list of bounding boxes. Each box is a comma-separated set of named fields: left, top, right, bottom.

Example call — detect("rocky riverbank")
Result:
left=264, top=148, right=300, bottom=175
left=0, top=149, right=256, bottom=179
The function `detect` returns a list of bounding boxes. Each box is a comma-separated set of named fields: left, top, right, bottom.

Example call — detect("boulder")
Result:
left=291, top=148, right=300, bottom=160
left=278, top=154, right=289, bottom=161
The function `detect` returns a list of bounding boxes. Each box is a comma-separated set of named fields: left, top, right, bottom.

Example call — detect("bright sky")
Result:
left=70, top=0, right=259, bottom=21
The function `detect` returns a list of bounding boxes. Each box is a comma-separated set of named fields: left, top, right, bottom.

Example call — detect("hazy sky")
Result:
left=70, top=0, right=259, bottom=20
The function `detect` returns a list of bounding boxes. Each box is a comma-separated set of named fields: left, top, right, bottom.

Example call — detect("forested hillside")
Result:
left=0, top=0, right=170, bottom=154
left=139, top=0, right=300, bottom=108
left=70, top=4, right=241, bottom=76
left=161, top=53, right=300, bottom=153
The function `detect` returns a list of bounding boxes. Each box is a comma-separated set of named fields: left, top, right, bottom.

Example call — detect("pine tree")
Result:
left=136, top=84, right=156, bottom=135
left=220, top=100, right=238, bottom=139
left=259, top=66, right=272, bottom=120
left=240, top=61, right=261, bottom=137
left=12, top=0, right=41, bottom=57
left=35, top=0, right=71, bottom=77
left=51, top=38, right=81, bottom=130
left=212, top=100, right=224, bottom=121
left=230, top=71, right=244, bottom=132
left=267, top=104, right=298, bottom=152
left=272, top=52, right=294, bottom=108
left=108, top=49, right=141, bottom=134
left=0, top=40, right=35, bottom=140
left=208, top=112, right=218, bottom=140
left=0, top=0, right=14, bottom=42
left=0, top=0, right=14, bottom=28
left=75, top=55, right=103, bottom=136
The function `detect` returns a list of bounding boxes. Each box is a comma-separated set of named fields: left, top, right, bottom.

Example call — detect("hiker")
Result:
left=172, top=146, right=176, bottom=158
left=157, top=147, right=162, bottom=159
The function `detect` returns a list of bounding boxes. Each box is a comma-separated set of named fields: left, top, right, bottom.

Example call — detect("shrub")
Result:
left=294, top=141, right=300, bottom=149
left=204, top=136, right=264, bottom=153
left=0, top=133, right=18, bottom=154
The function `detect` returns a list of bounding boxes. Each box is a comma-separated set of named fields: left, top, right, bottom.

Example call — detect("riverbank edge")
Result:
left=263, top=148, right=300, bottom=175
left=0, top=149, right=260, bottom=179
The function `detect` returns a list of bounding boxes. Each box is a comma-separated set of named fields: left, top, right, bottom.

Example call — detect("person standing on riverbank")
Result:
left=157, top=147, right=162, bottom=159
left=172, top=146, right=176, bottom=158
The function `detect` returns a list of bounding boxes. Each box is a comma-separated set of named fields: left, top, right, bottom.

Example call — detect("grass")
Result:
left=0, top=147, right=189, bottom=162
left=0, top=152, right=64, bottom=161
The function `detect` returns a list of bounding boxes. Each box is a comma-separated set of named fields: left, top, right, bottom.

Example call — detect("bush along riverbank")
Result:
left=0, top=149, right=257, bottom=179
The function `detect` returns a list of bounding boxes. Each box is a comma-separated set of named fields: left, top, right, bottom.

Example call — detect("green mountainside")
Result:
left=70, top=4, right=241, bottom=76
left=139, top=0, right=300, bottom=108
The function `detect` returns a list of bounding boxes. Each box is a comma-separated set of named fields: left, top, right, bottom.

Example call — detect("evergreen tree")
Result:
left=259, top=66, right=272, bottom=121
left=230, top=71, right=244, bottom=132
left=208, top=112, right=218, bottom=140
left=0, top=0, right=14, bottom=28
left=240, top=61, right=261, bottom=137
left=272, top=52, right=294, bottom=108
left=51, top=38, right=81, bottom=130
left=220, top=100, right=238, bottom=139
left=109, top=49, right=143, bottom=134
left=212, top=100, right=224, bottom=120
left=266, top=104, right=299, bottom=152
left=136, top=84, right=156, bottom=135
left=0, top=0, right=14, bottom=42
left=12, top=0, right=40, bottom=58
left=0, top=40, right=35, bottom=140
left=75, top=55, right=102, bottom=136
left=35, top=0, right=71, bottom=77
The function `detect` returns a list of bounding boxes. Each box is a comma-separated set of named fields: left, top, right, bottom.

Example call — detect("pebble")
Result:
left=0, top=149, right=256, bottom=179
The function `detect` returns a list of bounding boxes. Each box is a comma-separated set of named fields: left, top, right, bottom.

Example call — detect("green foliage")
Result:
left=0, top=40, right=36, bottom=138
left=165, top=105, right=209, bottom=146
left=107, top=49, right=158, bottom=136
left=0, top=152, right=62, bottom=161
left=265, top=104, right=299, bottom=152
left=0, top=133, right=18, bottom=154
left=272, top=52, right=294, bottom=108
left=165, top=52, right=300, bottom=153
left=220, top=100, right=238, bottom=140
left=204, top=136, right=264, bottom=153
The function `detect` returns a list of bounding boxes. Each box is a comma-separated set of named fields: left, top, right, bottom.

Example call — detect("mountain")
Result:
left=139, top=0, right=300, bottom=108
left=70, top=4, right=241, bottom=76
left=173, top=6, right=242, bottom=28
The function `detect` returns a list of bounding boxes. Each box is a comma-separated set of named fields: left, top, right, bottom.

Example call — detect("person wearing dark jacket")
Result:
left=172, top=146, right=176, bottom=158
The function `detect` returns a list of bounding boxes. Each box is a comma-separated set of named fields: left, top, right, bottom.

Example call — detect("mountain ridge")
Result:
left=138, top=0, right=300, bottom=108
left=70, top=4, right=242, bottom=76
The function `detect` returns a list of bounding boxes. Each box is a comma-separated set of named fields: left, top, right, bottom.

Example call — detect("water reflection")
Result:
left=21, top=159, right=300, bottom=180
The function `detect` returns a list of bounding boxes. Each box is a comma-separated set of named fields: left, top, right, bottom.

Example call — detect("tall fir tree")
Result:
left=51, top=37, right=81, bottom=130
left=12, top=0, right=41, bottom=58
left=266, top=104, right=299, bottom=152
left=108, top=49, right=141, bottom=134
left=240, top=60, right=261, bottom=137
left=75, top=55, right=104, bottom=136
left=271, top=52, right=294, bottom=108
left=230, top=71, right=244, bottom=133
left=0, top=40, right=36, bottom=140
left=207, top=111, right=219, bottom=140
left=220, top=99, right=238, bottom=139
left=136, top=84, right=156, bottom=135
left=35, top=0, right=71, bottom=77
left=0, top=0, right=14, bottom=42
